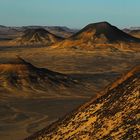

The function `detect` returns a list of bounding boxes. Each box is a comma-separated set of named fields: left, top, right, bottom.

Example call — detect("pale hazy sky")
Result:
left=0, top=0, right=140, bottom=28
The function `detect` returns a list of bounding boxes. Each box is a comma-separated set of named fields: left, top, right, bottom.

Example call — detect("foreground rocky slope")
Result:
left=26, top=66, right=140, bottom=140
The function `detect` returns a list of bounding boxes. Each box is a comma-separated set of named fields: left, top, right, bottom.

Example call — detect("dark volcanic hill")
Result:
left=72, top=22, right=140, bottom=42
left=0, top=57, right=90, bottom=98
left=54, top=22, right=140, bottom=51
left=14, top=28, right=63, bottom=46
left=27, top=66, right=140, bottom=140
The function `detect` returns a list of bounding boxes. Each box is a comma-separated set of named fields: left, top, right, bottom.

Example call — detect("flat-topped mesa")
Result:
left=26, top=65, right=140, bottom=140
left=14, top=28, right=63, bottom=46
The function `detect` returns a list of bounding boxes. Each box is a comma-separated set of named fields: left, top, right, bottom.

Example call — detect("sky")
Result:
left=0, top=0, right=140, bottom=28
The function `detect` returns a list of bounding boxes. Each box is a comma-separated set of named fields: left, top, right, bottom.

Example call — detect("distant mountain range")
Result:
left=1, top=22, right=140, bottom=51
left=0, top=25, right=78, bottom=47
left=26, top=65, right=140, bottom=140
left=125, top=27, right=140, bottom=31
left=0, top=25, right=21, bottom=40
left=123, top=27, right=140, bottom=38
left=0, top=25, right=78, bottom=39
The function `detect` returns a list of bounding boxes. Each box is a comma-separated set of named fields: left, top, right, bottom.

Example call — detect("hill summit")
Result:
left=72, top=22, right=140, bottom=43
left=15, top=28, right=63, bottom=46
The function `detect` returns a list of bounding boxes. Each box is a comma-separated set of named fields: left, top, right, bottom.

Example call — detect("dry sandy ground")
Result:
left=0, top=46, right=140, bottom=139
left=0, top=97, right=88, bottom=140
